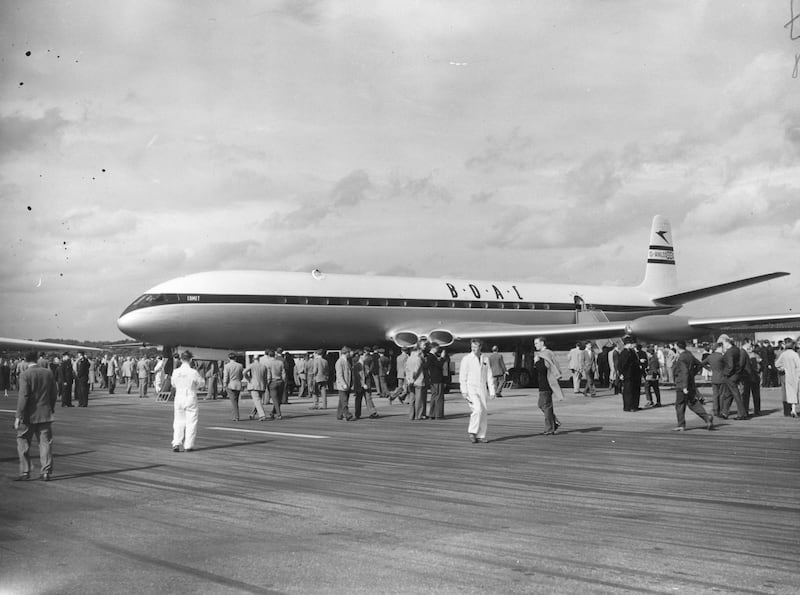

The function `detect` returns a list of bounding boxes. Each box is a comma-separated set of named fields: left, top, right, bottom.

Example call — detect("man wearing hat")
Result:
left=617, top=336, right=641, bottom=412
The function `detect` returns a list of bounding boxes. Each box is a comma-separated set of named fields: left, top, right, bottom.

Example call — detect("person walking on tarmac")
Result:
left=170, top=350, right=205, bottom=452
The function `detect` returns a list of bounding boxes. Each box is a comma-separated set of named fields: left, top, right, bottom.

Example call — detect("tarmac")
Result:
left=1, top=382, right=799, bottom=594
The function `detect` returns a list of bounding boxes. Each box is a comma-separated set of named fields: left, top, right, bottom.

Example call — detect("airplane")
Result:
left=116, top=215, right=800, bottom=354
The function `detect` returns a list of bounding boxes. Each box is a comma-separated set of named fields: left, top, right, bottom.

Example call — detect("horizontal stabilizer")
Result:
left=653, top=272, right=789, bottom=306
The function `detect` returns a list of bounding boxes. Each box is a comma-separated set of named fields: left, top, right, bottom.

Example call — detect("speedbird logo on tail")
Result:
left=655, top=230, right=670, bottom=244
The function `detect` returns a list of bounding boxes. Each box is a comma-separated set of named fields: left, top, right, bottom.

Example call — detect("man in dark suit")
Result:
left=75, top=351, right=91, bottom=407
left=718, top=334, right=747, bottom=420
left=222, top=353, right=244, bottom=421
left=672, top=341, right=714, bottom=431
left=56, top=352, right=75, bottom=407
left=618, top=337, right=641, bottom=411
left=15, top=351, right=58, bottom=481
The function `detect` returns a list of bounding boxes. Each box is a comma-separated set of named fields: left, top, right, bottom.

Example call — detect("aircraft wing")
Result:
left=686, top=313, right=800, bottom=334
left=414, top=311, right=800, bottom=346
left=435, top=321, right=632, bottom=342
left=0, top=337, right=104, bottom=352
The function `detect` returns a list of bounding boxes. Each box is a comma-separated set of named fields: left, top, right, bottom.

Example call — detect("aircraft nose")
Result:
left=117, top=310, right=141, bottom=339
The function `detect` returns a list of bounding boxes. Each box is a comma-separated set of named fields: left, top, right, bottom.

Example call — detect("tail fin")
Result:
left=637, top=215, right=678, bottom=297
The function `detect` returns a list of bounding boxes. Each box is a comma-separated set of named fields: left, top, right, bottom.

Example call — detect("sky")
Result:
left=1, top=0, right=799, bottom=342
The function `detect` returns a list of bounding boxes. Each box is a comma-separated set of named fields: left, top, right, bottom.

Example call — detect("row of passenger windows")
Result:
left=258, top=296, right=554, bottom=309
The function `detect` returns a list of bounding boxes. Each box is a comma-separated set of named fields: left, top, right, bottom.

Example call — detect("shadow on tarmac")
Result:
left=488, top=426, right=604, bottom=442
left=48, top=464, right=165, bottom=481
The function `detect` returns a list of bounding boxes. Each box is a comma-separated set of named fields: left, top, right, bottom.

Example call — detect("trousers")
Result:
left=172, top=397, right=198, bottom=449
left=675, top=389, right=710, bottom=427
left=354, top=388, right=377, bottom=418
left=249, top=390, right=267, bottom=419
left=538, top=390, right=555, bottom=433
left=428, top=382, right=445, bottom=419
left=463, top=386, right=488, bottom=439
left=17, top=422, right=53, bottom=475
left=409, top=385, right=427, bottom=420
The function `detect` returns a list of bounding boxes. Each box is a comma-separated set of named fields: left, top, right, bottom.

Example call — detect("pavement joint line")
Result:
left=207, top=426, right=329, bottom=439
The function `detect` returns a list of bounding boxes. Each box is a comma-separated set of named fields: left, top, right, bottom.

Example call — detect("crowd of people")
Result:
left=562, top=334, right=800, bottom=429
left=8, top=332, right=800, bottom=480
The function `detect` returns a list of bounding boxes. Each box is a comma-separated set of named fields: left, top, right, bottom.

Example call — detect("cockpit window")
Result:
left=121, top=293, right=180, bottom=315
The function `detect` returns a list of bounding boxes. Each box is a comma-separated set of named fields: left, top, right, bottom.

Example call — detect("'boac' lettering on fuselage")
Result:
left=445, top=282, right=524, bottom=300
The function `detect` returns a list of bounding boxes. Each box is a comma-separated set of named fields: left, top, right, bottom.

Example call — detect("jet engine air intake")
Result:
left=428, top=329, right=455, bottom=347
left=393, top=331, right=419, bottom=348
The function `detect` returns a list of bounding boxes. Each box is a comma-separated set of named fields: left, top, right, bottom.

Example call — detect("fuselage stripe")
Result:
left=122, top=293, right=659, bottom=315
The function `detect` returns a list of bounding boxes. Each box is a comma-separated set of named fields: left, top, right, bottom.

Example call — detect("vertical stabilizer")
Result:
left=638, top=215, right=678, bottom=297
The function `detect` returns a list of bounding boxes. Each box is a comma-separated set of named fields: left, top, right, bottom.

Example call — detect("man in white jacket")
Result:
left=459, top=339, right=495, bottom=443
left=171, top=350, right=205, bottom=452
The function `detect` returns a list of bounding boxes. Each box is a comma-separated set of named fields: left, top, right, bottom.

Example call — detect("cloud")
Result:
left=0, top=109, right=69, bottom=157
left=470, top=190, right=494, bottom=204
left=564, top=152, right=626, bottom=205
left=464, top=128, right=535, bottom=173
left=274, top=0, right=325, bottom=25
left=684, top=184, right=799, bottom=234
left=330, top=169, right=373, bottom=206
left=265, top=203, right=330, bottom=230
left=386, top=172, right=452, bottom=203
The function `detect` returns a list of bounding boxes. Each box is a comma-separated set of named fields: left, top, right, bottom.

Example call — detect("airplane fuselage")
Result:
left=117, top=270, right=679, bottom=350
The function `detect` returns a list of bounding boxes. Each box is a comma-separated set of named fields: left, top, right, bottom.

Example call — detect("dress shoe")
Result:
left=468, top=433, right=478, bottom=443
left=718, top=413, right=728, bottom=419
left=308, top=406, right=318, bottom=410
left=14, top=472, right=30, bottom=481
left=369, top=413, right=380, bottom=418
left=543, top=430, right=555, bottom=435
left=172, top=445, right=181, bottom=452
left=733, top=416, right=747, bottom=420
left=258, top=416, right=267, bottom=421
left=672, top=426, right=685, bottom=432
left=705, top=416, right=714, bottom=430
left=184, top=448, right=195, bottom=452
left=555, top=419, right=562, bottom=431
left=476, top=437, right=488, bottom=443
left=41, top=473, right=51, bottom=481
